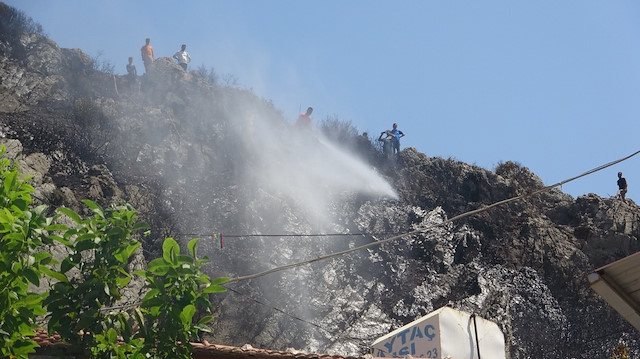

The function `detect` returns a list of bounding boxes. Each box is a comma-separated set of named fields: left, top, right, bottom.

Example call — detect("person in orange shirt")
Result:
left=296, top=107, right=313, bottom=128
left=140, top=38, right=154, bottom=74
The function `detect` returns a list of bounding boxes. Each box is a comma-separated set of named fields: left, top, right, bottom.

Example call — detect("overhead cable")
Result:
left=174, top=233, right=372, bottom=239
left=225, top=150, right=640, bottom=284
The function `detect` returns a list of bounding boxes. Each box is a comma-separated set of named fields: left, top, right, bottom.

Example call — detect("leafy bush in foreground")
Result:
left=0, top=147, right=53, bottom=358
left=0, top=147, right=228, bottom=358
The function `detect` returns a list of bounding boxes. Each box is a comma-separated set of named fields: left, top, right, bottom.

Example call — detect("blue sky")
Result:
left=6, top=0, right=640, bottom=200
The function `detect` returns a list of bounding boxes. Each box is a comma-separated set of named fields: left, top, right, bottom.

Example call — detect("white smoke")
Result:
left=233, top=106, right=397, bottom=226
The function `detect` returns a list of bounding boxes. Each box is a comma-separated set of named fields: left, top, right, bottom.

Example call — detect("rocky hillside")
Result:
left=2, top=6, right=640, bottom=358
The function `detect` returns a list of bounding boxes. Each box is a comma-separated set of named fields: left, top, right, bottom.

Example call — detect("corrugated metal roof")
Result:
left=587, top=250, right=640, bottom=332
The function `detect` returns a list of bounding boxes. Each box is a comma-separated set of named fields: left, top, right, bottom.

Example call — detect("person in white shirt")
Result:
left=173, top=44, right=191, bottom=71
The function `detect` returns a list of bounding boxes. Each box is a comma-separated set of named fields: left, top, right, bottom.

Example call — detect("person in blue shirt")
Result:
left=390, top=123, right=405, bottom=154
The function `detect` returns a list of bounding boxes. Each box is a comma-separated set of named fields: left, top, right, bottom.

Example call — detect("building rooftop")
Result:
left=588, top=250, right=640, bottom=332
left=31, top=329, right=372, bottom=359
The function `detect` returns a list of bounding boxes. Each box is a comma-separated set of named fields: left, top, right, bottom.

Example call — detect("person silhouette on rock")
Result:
left=616, top=171, right=628, bottom=201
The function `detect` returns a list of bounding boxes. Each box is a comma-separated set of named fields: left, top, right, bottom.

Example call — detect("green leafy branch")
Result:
left=0, top=147, right=53, bottom=358
left=0, top=147, right=228, bottom=358
left=133, top=237, right=227, bottom=357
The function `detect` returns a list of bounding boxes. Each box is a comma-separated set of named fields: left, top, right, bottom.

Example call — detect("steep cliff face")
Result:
left=1, top=14, right=640, bottom=358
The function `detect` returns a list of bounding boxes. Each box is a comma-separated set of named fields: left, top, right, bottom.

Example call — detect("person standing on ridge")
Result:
left=378, top=130, right=394, bottom=159
left=390, top=123, right=405, bottom=154
left=140, top=38, right=154, bottom=74
left=173, top=44, right=191, bottom=71
left=126, top=56, right=137, bottom=90
left=616, top=171, right=628, bottom=201
left=126, top=56, right=137, bottom=77
left=296, top=107, right=313, bottom=128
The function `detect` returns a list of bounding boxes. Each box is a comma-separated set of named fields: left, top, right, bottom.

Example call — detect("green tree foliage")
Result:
left=44, top=199, right=148, bottom=357
left=0, top=147, right=228, bottom=358
left=133, top=237, right=227, bottom=357
left=0, top=147, right=54, bottom=358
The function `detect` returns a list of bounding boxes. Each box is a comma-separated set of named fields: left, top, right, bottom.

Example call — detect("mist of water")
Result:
left=231, top=103, right=398, bottom=227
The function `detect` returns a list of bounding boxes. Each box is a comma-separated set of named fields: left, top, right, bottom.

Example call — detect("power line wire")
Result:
left=173, top=233, right=381, bottom=241
left=225, top=150, right=640, bottom=284
left=178, top=233, right=372, bottom=238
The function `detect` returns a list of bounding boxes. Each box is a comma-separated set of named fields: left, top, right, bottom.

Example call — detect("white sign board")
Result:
left=371, top=307, right=505, bottom=359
